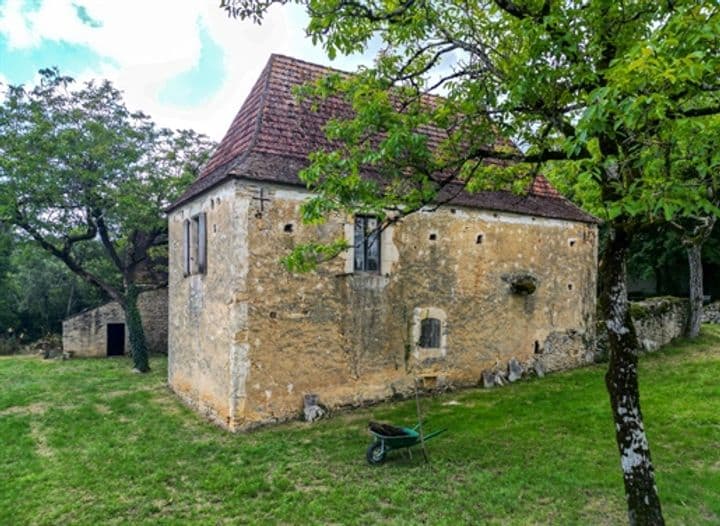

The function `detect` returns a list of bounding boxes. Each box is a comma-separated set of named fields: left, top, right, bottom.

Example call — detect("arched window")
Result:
left=419, top=318, right=441, bottom=348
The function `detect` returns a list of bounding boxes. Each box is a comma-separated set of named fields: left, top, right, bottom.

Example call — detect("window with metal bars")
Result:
left=353, top=215, right=381, bottom=273
left=419, top=318, right=441, bottom=348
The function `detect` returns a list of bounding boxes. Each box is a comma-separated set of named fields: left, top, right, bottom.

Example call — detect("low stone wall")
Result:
left=596, top=296, right=689, bottom=359
left=702, top=301, right=720, bottom=324
left=630, top=297, right=689, bottom=351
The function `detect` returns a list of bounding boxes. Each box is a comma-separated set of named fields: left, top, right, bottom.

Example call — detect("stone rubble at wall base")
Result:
left=486, top=296, right=703, bottom=390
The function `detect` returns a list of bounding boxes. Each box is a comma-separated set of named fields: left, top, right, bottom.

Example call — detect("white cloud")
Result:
left=0, top=0, right=35, bottom=48
left=0, top=0, right=373, bottom=140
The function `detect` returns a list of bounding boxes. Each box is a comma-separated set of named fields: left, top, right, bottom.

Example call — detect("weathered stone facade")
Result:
left=167, top=54, right=599, bottom=431
left=62, top=288, right=168, bottom=357
left=168, top=179, right=598, bottom=430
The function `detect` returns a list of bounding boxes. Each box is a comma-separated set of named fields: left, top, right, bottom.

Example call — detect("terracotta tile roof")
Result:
left=168, top=54, right=598, bottom=224
left=529, top=175, right=561, bottom=198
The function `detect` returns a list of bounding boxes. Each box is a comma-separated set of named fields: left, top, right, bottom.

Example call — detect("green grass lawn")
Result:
left=2, top=329, right=719, bottom=525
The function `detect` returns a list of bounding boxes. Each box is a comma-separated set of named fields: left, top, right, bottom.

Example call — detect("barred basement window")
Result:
left=419, top=318, right=441, bottom=348
left=353, top=215, right=381, bottom=272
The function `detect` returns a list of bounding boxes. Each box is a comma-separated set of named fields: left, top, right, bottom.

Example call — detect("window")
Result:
left=411, top=307, right=447, bottom=361
left=183, top=212, right=207, bottom=276
left=419, top=318, right=441, bottom=348
left=353, top=215, right=381, bottom=272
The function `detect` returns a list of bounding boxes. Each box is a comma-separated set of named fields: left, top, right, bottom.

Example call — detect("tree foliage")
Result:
left=223, top=1, right=719, bottom=523
left=0, top=238, right=111, bottom=344
left=0, top=223, right=20, bottom=339
left=0, top=69, right=215, bottom=368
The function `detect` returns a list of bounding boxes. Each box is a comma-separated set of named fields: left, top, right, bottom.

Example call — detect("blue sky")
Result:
left=0, top=0, right=372, bottom=140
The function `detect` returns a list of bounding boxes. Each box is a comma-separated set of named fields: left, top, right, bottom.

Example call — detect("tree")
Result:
left=0, top=223, right=19, bottom=339
left=0, top=230, right=113, bottom=347
left=0, top=70, right=215, bottom=371
left=6, top=240, right=111, bottom=339
left=666, top=116, right=720, bottom=337
left=223, top=1, right=720, bottom=523
left=555, top=112, right=720, bottom=337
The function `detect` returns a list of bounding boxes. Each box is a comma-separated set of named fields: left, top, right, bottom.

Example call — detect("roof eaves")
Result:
left=165, top=58, right=276, bottom=213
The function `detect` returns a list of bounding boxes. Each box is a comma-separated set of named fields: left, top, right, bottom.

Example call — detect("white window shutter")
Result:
left=198, top=213, right=207, bottom=274
left=182, top=219, right=191, bottom=276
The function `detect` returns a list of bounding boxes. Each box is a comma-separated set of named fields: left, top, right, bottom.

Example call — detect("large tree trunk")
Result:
left=686, top=243, right=703, bottom=338
left=600, top=227, right=664, bottom=526
left=123, top=284, right=150, bottom=373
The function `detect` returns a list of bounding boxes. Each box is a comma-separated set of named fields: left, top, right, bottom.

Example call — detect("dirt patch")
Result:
left=580, top=494, right=624, bottom=525
left=104, top=385, right=164, bottom=399
left=150, top=394, right=186, bottom=416
left=94, top=404, right=111, bottom=415
left=295, top=481, right=330, bottom=493
left=0, top=402, right=48, bottom=417
left=29, top=421, right=53, bottom=458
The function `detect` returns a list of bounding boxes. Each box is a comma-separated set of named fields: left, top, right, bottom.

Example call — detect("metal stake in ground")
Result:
left=414, top=377, right=429, bottom=463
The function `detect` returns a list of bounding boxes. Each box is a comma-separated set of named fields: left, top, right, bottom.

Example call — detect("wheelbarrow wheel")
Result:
left=366, top=442, right=386, bottom=465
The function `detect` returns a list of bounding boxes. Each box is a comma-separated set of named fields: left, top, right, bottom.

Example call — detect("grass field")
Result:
left=2, top=327, right=719, bottom=525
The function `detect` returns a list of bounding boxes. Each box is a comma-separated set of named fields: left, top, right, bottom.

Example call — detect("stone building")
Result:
left=62, top=288, right=168, bottom=357
left=166, top=54, right=599, bottom=431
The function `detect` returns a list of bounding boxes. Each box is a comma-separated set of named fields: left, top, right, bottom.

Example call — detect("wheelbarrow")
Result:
left=366, top=421, right=447, bottom=465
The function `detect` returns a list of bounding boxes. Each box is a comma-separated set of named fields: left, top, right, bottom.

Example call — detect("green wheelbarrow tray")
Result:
left=366, top=423, right=447, bottom=465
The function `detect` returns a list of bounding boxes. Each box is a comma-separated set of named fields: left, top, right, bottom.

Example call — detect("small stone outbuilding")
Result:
left=62, top=288, right=168, bottom=357
left=166, top=54, right=600, bottom=431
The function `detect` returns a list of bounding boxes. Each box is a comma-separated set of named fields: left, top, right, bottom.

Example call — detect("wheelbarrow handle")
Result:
left=422, top=428, right=447, bottom=441
left=411, top=419, right=427, bottom=431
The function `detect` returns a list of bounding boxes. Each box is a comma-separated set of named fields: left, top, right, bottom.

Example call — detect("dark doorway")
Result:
left=107, top=323, right=125, bottom=356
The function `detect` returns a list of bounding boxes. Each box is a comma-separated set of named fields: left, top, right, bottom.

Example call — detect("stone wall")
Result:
left=168, top=179, right=598, bottom=431
left=62, top=288, right=168, bottom=357
left=702, top=301, right=720, bottom=324
left=596, top=296, right=689, bottom=357
left=168, top=180, right=247, bottom=427
left=630, top=297, right=689, bottom=351
left=138, top=289, right=169, bottom=354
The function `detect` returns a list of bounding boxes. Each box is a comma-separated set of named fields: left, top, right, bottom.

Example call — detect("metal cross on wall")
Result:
left=252, top=187, right=271, bottom=212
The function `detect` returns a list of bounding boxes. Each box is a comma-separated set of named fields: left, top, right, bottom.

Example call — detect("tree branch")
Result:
left=15, top=211, right=123, bottom=303
left=493, top=0, right=549, bottom=20
left=94, top=210, right=125, bottom=273
left=58, top=212, right=98, bottom=256
left=672, top=105, right=720, bottom=119
left=310, top=0, right=417, bottom=23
